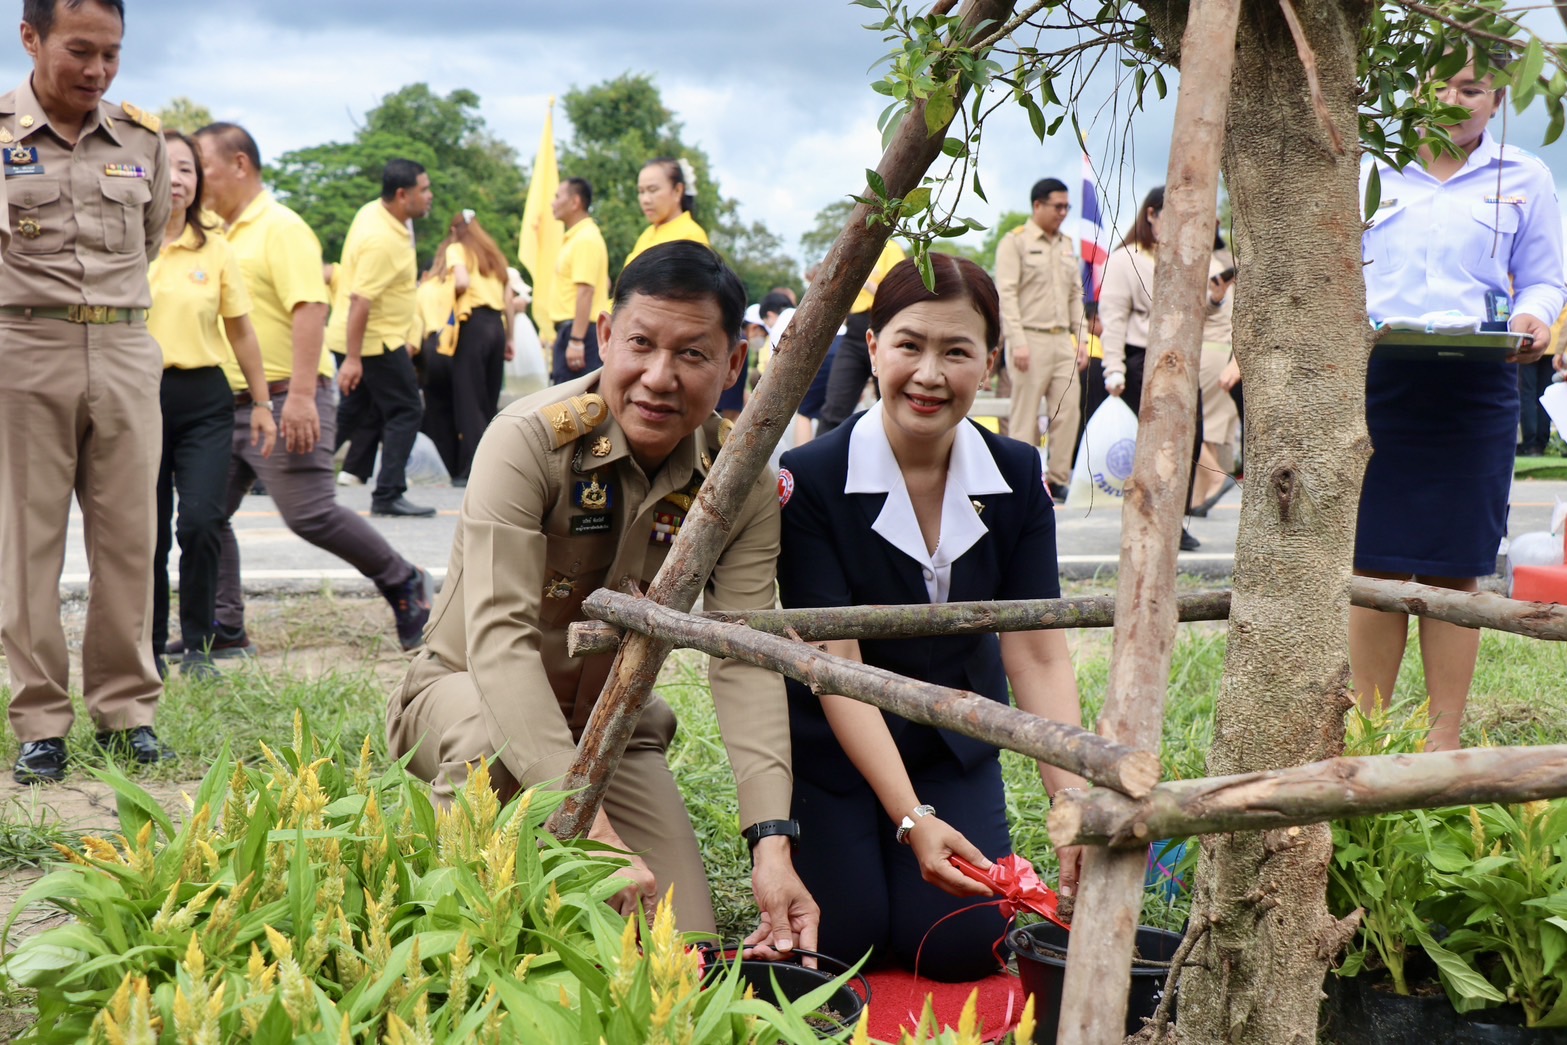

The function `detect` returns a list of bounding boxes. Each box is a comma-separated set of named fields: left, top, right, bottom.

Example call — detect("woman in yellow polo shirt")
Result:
left=421, top=210, right=513, bottom=484
left=148, top=131, right=275, bottom=679
left=625, top=157, right=710, bottom=267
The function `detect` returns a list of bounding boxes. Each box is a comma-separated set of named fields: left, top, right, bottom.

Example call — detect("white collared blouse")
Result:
left=843, top=401, right=1014, bottom=604
left=1361, top=132, right=1565, bottom=327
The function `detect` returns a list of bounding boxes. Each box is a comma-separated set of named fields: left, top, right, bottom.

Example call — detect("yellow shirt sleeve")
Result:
left=445, top=242, right=466, bottom=272
left=350, top=241, right=405, bottom=302
left=569, top=230, right=608, bottom=289
left=267, top=219, right=329, bottom=314
left=217, top=238, right=252, bottom=320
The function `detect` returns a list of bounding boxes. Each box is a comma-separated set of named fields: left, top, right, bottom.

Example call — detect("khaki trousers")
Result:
left=1006, top=330, right=1079, bottom=488
left=387, top=657, right=717, bottom=932
left=0, top=316, right=163, bottom=742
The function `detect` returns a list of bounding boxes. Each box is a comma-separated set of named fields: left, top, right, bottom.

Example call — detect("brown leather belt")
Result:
left=235, top=374, right=329, bottom=407
left=1024, top=325, right=1071, bottom=335
left=0, top=305, right=147, bottom=324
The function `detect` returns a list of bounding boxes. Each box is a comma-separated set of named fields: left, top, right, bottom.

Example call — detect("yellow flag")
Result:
left=518, top=98, right=564, bottom=343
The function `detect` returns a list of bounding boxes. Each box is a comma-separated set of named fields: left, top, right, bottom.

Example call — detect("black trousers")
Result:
left=335, top=346, right=423, bottom=504
left=792, top=729, right=1013, bottom=983
left=153, top=366, right=236, bottom=655
left=423, top=308, right=507, bottom=480
left=333, top=349, right=381, bottom=483
left=1121, top=345, right=1202, bottom=509
left=817, top=312, right=875, bottom=434
left=1518, top=356, right=1555, bottom=453
left=551, top=321, right=602, bottom=385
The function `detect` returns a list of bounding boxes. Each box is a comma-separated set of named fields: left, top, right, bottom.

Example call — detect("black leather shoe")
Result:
left=382, top=567, right=434, bottom=650
left=14, top=738, right=67, bottom=785
left=372, top=497, right=437, bottom=518
left=1048, top=483, right=1069, bottom=504
left=95, top=726, right=175, bottom=766
left=168, top=631, right=257, bottom=660
left=1179, top=528, right=1202, bottom=552
left=180, top=652, right=221, bottom=681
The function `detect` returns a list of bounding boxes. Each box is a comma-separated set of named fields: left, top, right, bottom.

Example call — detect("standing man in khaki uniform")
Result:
left=995, top=177, right=1086, bottom=501
left=388, top=242, right=819, bottom=951
left=1, top=0, right=173, bottom=784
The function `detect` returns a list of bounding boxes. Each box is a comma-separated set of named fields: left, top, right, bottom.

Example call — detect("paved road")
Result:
left=60, top=473, right=1567, bottom=595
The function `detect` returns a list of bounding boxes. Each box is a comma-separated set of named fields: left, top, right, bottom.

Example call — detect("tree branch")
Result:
left=566, top=591, right=1234, bottom=655
left=1349, top=576, right=1567, bottom=640
left=1049, top=744, right=1567, bottom=847
left=1278, top=0, right=1347, bottom=155
left=580, top=590, right=1163, bottom=798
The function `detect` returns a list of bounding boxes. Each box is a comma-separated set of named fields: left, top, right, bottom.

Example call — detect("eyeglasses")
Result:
left=1048, top=203, right=1072, bottom=213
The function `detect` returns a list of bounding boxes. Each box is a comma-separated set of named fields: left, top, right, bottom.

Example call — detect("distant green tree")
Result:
left=156, top=97, right=213, bottom=135
left=559, top=73, right=798, bottom=299
left=799, top=199, right=856, bottom=268
left=269, top=85, right=527, bottom=270
left=970, top=210, right=1029, bottom=272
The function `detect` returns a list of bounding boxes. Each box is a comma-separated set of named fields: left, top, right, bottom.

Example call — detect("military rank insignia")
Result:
left=590, top=436, right=612, bottom=457
left=574, top=475, right=611, bottom=511
left=5, top=144, right=41, bottom=176
left=651, top=512, right=683, bottom=544
left=544, top=577, right=576, bottom=600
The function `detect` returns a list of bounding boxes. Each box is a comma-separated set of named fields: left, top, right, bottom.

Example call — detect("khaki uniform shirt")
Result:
left=0, top=79, right=169, bottom=307
left=412, top=372, right=793, bottom=826
left=994, top=221, right=1083, bottom=349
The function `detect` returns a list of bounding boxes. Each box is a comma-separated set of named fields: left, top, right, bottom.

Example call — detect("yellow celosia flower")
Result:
left=955, top=988, right=981, bottom=1045
left=1015, top=994, right=1036, bottom=1045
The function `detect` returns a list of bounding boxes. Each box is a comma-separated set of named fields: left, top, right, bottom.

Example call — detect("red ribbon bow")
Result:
left=950, top=854, right=1071, bottom=931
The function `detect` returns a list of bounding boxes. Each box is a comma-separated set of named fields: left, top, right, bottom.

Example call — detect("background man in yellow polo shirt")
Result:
left=329, top=158, right=435, bottom=517
left=195, top=123, right=432, bottom=653
left=817, top=238, right=906, bottom=434
left=548, top=176, right=611, bottom=384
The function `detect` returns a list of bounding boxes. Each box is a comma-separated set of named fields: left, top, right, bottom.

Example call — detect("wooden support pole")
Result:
left=567, top=579, right=1567, bottom=654
left=566, top=591, right=1234, bottom=655
left=1055, top=0, right=1242, bottom=1039
left=582, top=590, right=1162, bottom=797
left=545, top=0, right=1027, bottom=842
left=1049, top=744, right=1567, bottom=847
left=1350, top=576, right=1567, bottom=640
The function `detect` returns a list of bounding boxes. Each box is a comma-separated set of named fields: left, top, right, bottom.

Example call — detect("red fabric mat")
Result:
left=863, top=968, right=1025, bottom=1042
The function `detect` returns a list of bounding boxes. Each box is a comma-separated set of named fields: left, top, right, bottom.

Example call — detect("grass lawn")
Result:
left=1, top=584, right=1565, bottom=1033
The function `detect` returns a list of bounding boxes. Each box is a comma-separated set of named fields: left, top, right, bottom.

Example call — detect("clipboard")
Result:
left=1371, top=329, right=1528, bottom=362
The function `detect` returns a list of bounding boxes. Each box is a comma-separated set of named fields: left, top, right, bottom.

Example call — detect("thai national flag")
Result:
left=1079, top=153, right=1110, bottom=303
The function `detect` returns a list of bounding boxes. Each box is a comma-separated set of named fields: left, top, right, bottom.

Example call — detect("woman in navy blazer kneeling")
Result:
left=777, top=254, right=1087, bottom=982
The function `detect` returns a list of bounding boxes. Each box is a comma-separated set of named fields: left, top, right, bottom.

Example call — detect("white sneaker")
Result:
left=336, top=471, right=364, bottom=487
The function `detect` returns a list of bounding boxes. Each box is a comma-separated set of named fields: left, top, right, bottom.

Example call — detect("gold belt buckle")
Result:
left=68, top=305, right=113, bottom=324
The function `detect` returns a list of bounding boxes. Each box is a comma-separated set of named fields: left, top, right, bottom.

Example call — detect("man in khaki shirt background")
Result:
left=1, top=0, right=173, bottom=784
left=330, top=158, right=435, bottom=518
left=995, top=177, right=1086, bottom=501
left=194, top=123, right=433, bottom=655
left=388, top=241, right=819, bottom=951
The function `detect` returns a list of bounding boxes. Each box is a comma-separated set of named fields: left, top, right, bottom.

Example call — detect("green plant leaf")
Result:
left=924, top=86, right=956, bottom=136
left=1363, top=165, right=1382, bottom=220
left=1414, top=927, right=1507, bottom=1006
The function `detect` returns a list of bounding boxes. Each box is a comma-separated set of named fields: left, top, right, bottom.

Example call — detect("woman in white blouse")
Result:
left=776, top=254, right=1085, bottom=982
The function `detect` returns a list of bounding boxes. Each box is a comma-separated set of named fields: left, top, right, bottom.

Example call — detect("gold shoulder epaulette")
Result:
left=540, top=392, right=608, bottom=449
left=717, top=417, right=734, bottom=447
left=1008, top=224, right=1027, bottom=237
left=120, top=101, right=160, bottom=133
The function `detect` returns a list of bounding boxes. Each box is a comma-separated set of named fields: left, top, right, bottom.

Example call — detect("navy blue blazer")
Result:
left=777, top=412, right=1063, bottom=793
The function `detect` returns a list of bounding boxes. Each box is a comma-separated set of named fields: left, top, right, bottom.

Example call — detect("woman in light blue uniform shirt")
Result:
left=1353, top=56, right=1564, bottom=751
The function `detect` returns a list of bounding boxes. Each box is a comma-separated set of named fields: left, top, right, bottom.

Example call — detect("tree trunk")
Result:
left=1175, top=0, right=1371, bottom=1041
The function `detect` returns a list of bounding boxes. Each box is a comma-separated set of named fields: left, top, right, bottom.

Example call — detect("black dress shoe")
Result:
left=95, top=726, right=175, bottom=766
left=1048, top=483, right=1070, bottom=504
left=371, top=497, right=437, bottom=518
left=168, top=630, right=258, bottom=660
left=1179, top=528, right=1202, bottom=552
left=381, top=566, right=434, bottom=650
left=14, top=738, right=67, bottom=785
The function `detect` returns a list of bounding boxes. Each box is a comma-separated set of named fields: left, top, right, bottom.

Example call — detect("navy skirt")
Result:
left=1354, top=357, right=1515, bottom=577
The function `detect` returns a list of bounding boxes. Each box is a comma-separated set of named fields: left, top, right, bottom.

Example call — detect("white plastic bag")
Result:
left=1506, top=496, right=1567, bottom=594
left=1066, top=396, right=1139, bottom=509
left=507, top=314, right=549, bottom=396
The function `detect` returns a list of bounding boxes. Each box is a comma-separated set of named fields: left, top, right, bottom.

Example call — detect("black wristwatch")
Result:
left=742, top=818, right=800, bottom=850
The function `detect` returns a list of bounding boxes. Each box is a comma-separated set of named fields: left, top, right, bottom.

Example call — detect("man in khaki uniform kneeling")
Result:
left=388, top=241, right=818, bottom=953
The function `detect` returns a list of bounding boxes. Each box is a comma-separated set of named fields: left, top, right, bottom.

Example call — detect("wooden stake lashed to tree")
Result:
left=546, top=0, right=1027, bottom=842
left=568, top=579, right=1567, bottom=654
left=582, top=590, right=1163, bottom=796
left=566, top=591, right=1235, bottom=655
left=1050, top=744, right=1567, bottom=846
left=1054, top=0, right=1242, bottom=1039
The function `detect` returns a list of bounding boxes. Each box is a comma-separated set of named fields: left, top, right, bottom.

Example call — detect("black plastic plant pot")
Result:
left=1323, top=973, right=1567, bottom=1044
left=1008, top=922, right=1182, bottom=1045
left=701, top=947, right=870, bottom=1039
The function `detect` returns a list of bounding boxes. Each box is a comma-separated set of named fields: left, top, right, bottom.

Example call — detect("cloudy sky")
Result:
left=29, top=1, right=1567, bottom=265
